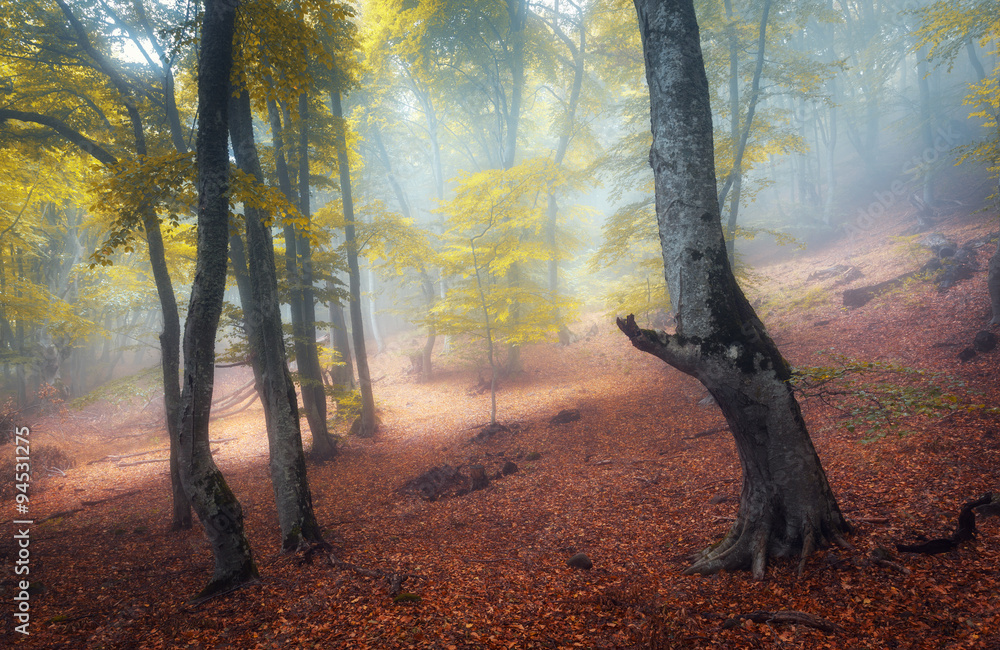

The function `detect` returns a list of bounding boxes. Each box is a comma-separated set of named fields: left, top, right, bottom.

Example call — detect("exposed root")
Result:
left=684, top=511, right=849, bottom=579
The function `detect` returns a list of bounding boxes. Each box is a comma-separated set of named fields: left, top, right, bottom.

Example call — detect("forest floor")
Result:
left=3, top=204, right=1000, bottom=649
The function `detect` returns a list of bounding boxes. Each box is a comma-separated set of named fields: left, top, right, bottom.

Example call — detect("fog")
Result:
left=0, top=0, right=994, bottom=412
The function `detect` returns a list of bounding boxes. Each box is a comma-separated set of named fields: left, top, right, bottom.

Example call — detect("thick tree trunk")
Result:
left=331, top=88, right=377, bottom=438
left=178, top=0, right=258, bottom=598
left=626, top=0, right=849, bottom=579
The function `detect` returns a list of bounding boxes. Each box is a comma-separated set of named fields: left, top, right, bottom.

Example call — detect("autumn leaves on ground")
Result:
left=5, top=208, right=1000, bottom=649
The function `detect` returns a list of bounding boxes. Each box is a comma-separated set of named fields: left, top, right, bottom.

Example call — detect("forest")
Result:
left=1, top=0, right=999, bottom=647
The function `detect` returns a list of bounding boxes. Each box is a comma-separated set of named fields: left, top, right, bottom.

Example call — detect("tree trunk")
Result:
left=719, top=0, right=771, bottom=265
left=917, top=47, right=935, bottom=205
left=267, top=100, right=335, bottom=458
left=331, top=88, right=377, bottom=438
left=990, top=229, right=1000, bottom=326
left=328, top=291, right=355, bottom=388
left=142, top=205, right=190, bottom=531
left=625, top=0, right=850, bottom=579
left=177, top=0, right=258, bottom=598
left=371, top=125, right=436, bottom=376
left=229, top=87, right=325, bottom=548
left=53, top=0, right=191, bottom=531
left=295, top=92, right=337, bottom=459
left=543, top=1, right=585, bottom=345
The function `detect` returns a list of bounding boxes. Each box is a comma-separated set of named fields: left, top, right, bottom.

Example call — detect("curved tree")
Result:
left=620, top=0, right=850, bottom=578
left=177, top=0, right=258, bottom=597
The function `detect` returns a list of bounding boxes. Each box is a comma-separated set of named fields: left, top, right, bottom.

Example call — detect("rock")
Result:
left=921, top=233, right=957, bottom=256
left=501, top=460, right=518, bottom=476
left=549, top=408, right=581, bottom=425
left=958, top=347, right=977, bottom=362
left=973, top=331, right=997, bottom=353
left=469, top=464, right=489, bottom=491
left=469, top=422, right=510, bottom=443
left=400, top=465, right=467, bottom=501
left=567, top=552, right=593, bottom=570
left=525, top=451, right=542, bottom=461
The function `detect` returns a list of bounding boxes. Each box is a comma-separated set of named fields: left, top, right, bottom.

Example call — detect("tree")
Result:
left=914, top=0, right=1000, bottom=324
left=436, top=159, right=570, bottom=424
left=620, top=0, right=849, bottom=578
left=331, top=88, right=378, bottom=438
left=229, top=84, right=325, bottom=551
left=176, top=0, right=258, bottom=597
left=0, top=0, right=194, bottom=530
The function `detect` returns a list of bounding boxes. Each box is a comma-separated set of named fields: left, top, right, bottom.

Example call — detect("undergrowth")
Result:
left=792, top=352, right=992, bottom=441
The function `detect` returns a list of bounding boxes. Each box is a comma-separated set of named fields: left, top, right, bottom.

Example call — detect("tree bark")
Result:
left=625, top=0, right=849, bottom=579
left=51, top=0, right=191, bottom=530
left=295, top=92, right=337, bottom=459
left=328, top=291, right=355, bottom=388
left=229, top=87, right=325, bottom=549
left=331, top=88, right=377, bottom=438
left=266, top=100, right=335, bottom=459
left=177, top=0, right=258, bottom=597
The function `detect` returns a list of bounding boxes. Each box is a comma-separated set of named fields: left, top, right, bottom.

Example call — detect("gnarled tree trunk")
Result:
left=622, top=0, right=850, bottom=579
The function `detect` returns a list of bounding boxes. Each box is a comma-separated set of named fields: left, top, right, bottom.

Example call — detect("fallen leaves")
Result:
left=6, top=208, right=1000, bottom=649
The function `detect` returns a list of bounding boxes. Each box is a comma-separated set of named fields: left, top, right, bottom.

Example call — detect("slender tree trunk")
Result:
left=371, top=126, right=436, bottom=377
left=544, top=1, right=585, bottom=345
left=624, top=0, right=849, bottom=579
left=720, top=0, right=771, bottom=265
left=295, top=92, right=337, bottom=459
left=267, top=101, right=335, bottom=458
left=229, top=87, right=325, bottom=547
left=328, top=289, right=354, bottom=388
left=178, top=0, right=258, bottom=598
left=917, top=47, right=935, bottom=205
left=503, top=0, right=528, bottom=371
left=366, top=267, right=384, bottom=354
left=989, top=239, right=1000, bottom=326
left=54, top=0, right=192, bottom=530
left=331, top=88, right=377, bottom=438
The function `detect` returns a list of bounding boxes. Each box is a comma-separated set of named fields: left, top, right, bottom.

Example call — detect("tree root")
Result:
left=722, top=610, right=844, bottom=634
left=685, top=513, right=851, bottom=579
left=327, top=552, right=424, bottom=598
